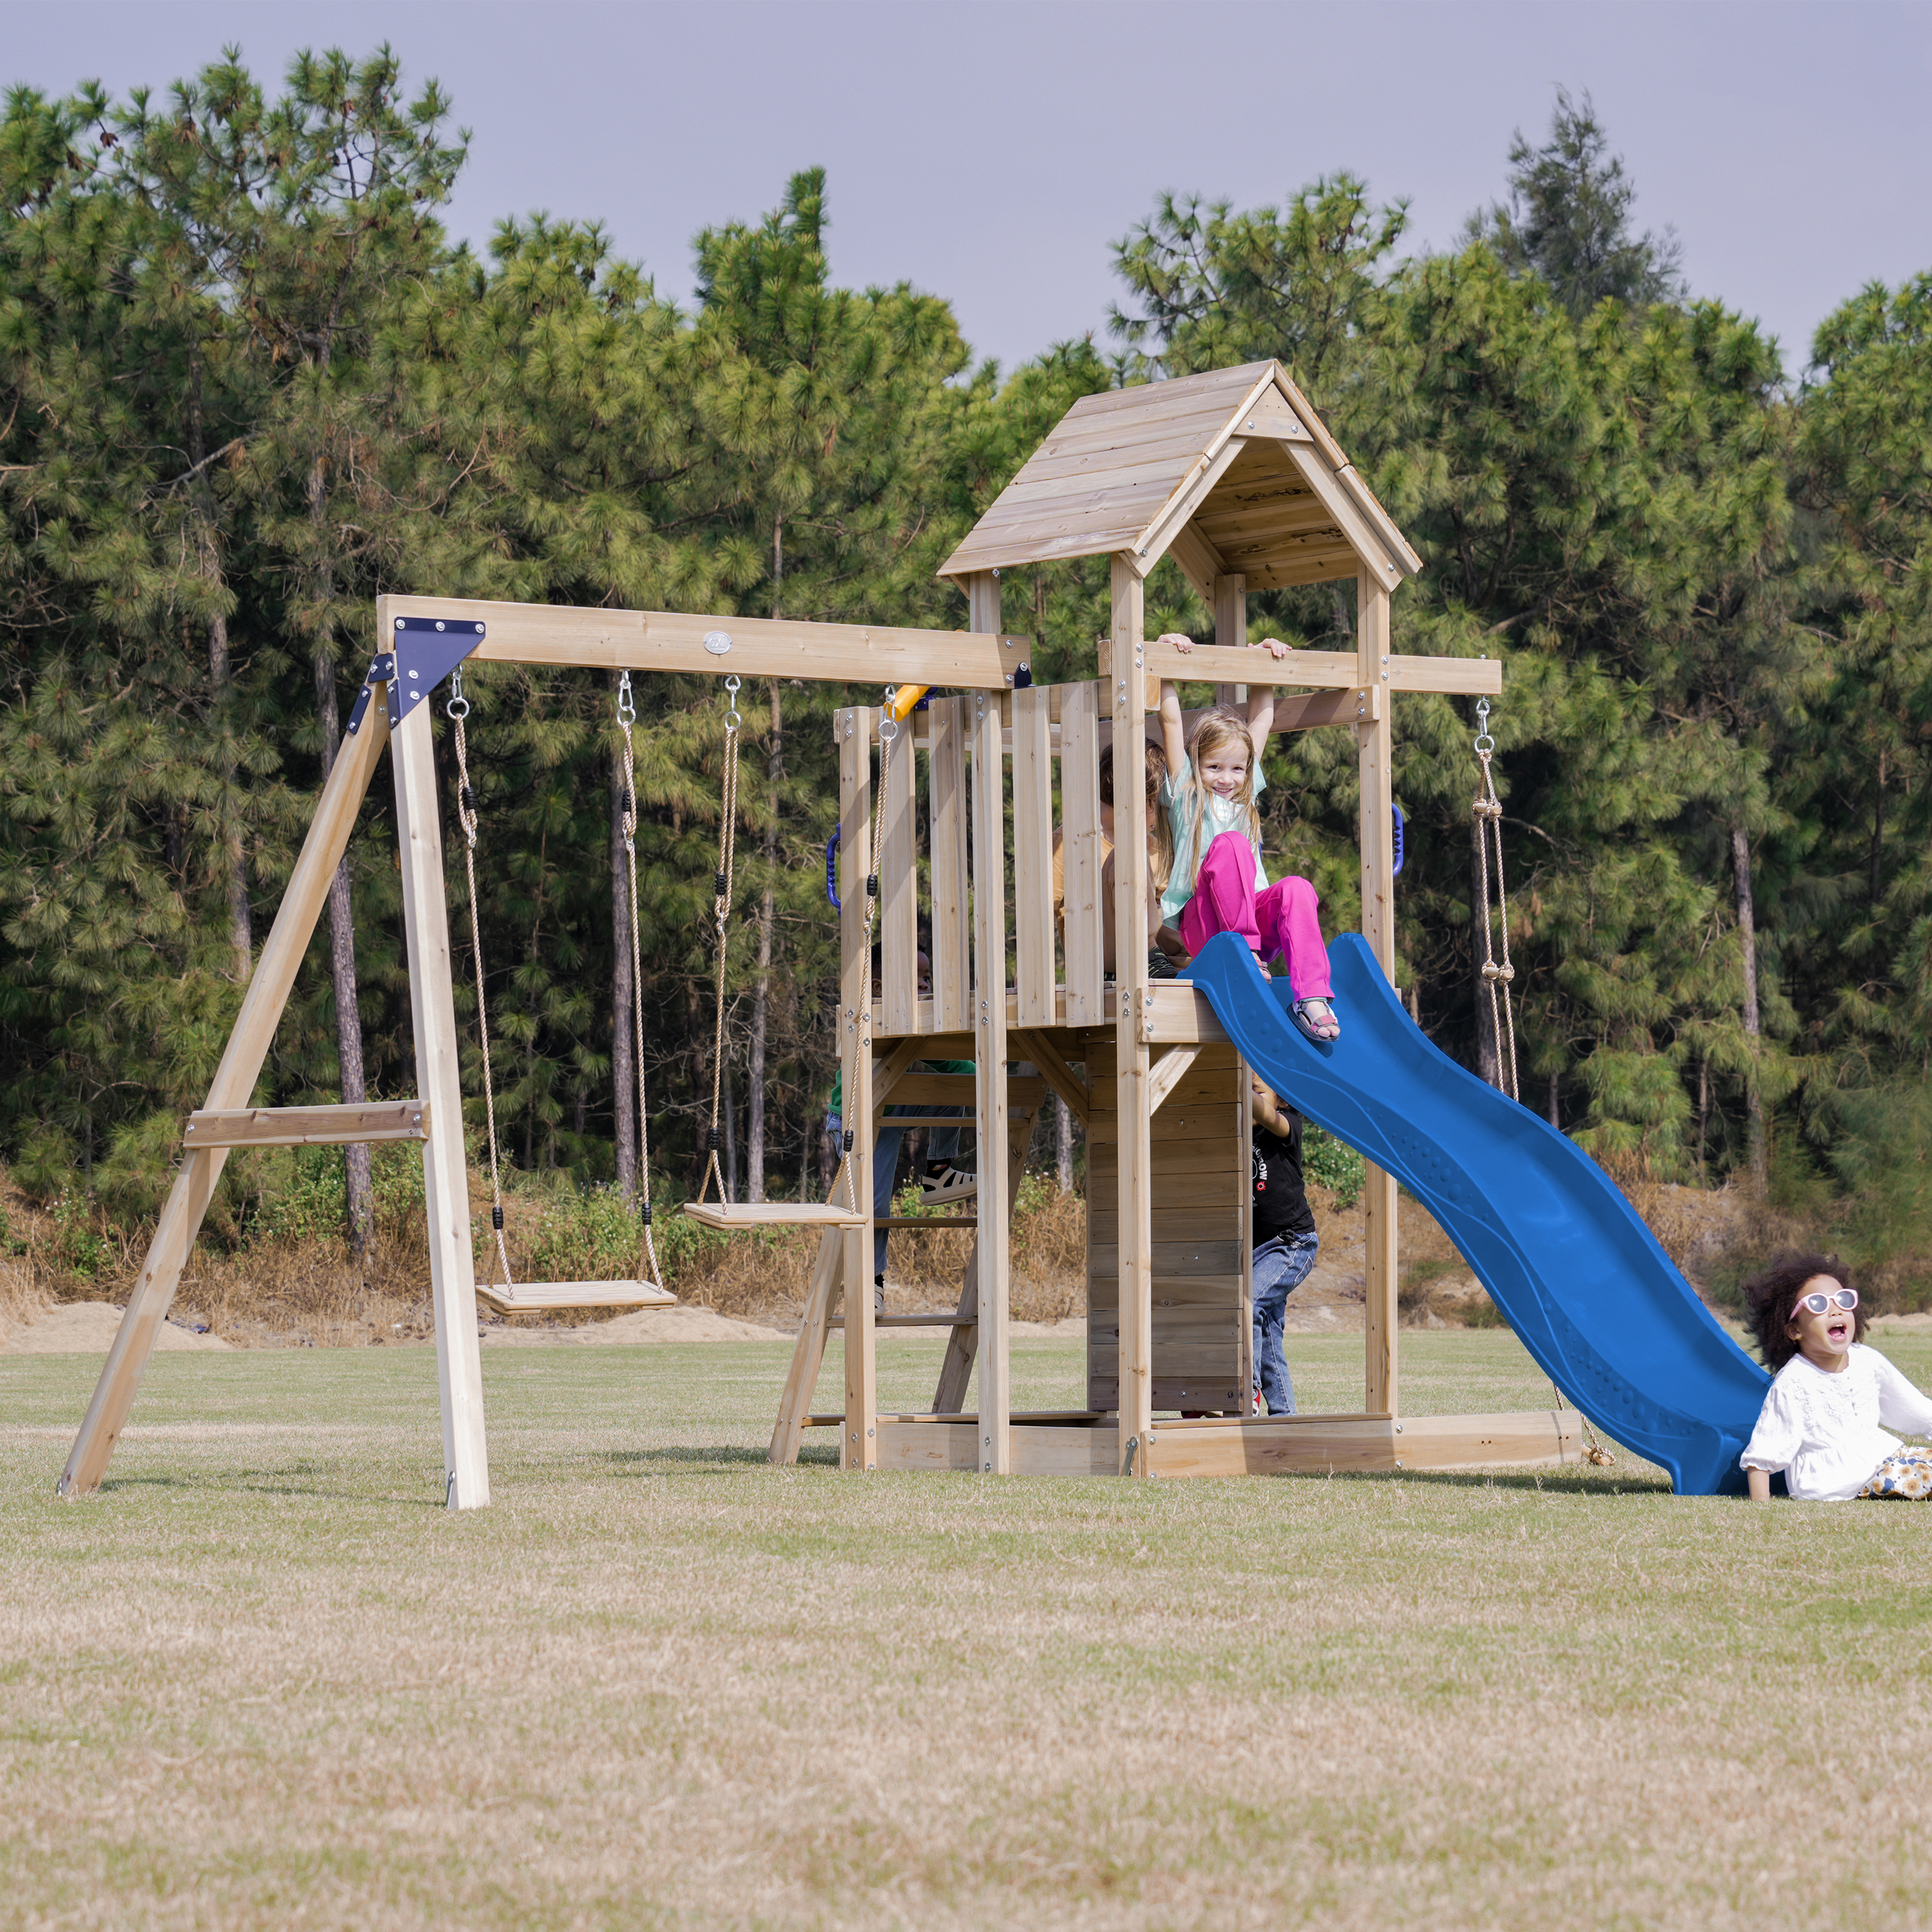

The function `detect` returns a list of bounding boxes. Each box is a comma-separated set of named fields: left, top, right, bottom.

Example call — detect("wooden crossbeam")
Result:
left=183, top=1101, right=428, bottom=1148
left=1145, top=1046, right=1202, bottom=1115
left=388, top=594, right=1028, bottom=692
left=1101, top=637, right=1501, bottom=698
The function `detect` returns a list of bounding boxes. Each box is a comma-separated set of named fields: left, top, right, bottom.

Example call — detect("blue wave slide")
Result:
left=1185, top=931, right=1770, bottom=1493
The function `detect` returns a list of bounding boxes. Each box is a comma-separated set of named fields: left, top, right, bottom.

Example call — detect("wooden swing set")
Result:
left=59, top=360, right=1589, bottom=1510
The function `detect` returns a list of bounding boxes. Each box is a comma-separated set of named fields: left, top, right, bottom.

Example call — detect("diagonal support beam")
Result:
left=60, top=690, right=394, bottom=1498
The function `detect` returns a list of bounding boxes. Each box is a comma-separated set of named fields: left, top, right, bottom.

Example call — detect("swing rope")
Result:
left=1471, top=696, right=1520, bottom=1105
left=447, top=670, right=513, bottom=1299
left=616, top=672, right=665, bottom=1290
left=694, top=676, right=743, bottom=1208
left=1472, top=697, right=1613, bottom=1468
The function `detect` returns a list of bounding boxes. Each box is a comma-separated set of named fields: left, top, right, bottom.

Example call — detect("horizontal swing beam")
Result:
left=383, top=595, right=1029, bottom=692
left=182, top=1101, right=429, bottom=1148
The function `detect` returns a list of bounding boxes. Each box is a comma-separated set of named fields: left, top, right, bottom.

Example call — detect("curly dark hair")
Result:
left=1741, top=1251, right=1864, bottom=1372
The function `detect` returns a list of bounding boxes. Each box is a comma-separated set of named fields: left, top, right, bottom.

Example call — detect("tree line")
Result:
left=2, top=55, right=1927, bottom=1253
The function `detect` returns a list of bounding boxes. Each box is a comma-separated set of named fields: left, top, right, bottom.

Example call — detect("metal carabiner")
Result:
left=723, top=672, right=741, bottom=732
left=1473, top=696, right=1495, bottom=757
left=446, top=667, right=469, bottom=721
left=618, top=668, right=636, bottom=726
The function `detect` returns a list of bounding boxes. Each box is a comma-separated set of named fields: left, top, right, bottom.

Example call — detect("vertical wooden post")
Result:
left=59, top=688, right=393, bottom=1498
left=1010, top=685, right=1054, bottom=1026
left=927, top=696, right=971, bottom=1034
left=389, top=669, right=490, bottom=1510
left=879, top=709, right=918, bottom=1036
left=1058, top=679, right=1104, bottom=1025
left=1356, top=570, right=1399, bottom=1418
left=1110, top=556, right=1153, bottom=1474
left=1212, top=569, right=1247, bottom=708
left=967, top=571, right=1011, bottom=1474
left=837, top=706, right=876, bottom=1470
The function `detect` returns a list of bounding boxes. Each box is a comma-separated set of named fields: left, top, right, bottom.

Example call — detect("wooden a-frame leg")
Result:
left=390, top=682, right=489, bottom=1510
left=769, top=1228, right=844, bottom=1465
left=60, top=697, right=393, bottom=1498
left=931, top=1104, right=1035, bottom=1416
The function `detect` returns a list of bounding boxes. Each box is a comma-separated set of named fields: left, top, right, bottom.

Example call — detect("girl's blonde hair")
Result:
left=1098, top=739, right=1174, bottom=893
left=1176, top=706, right=1262, bottom=896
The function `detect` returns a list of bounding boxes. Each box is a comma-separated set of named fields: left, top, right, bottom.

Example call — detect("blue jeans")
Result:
left=1253, top=1229, right=1320, bottom=1416
left=826, top=1108, right=971, bottom=1276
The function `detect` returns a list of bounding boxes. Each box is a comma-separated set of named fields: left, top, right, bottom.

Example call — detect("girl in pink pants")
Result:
left=1156, top=634, right=1340, bottom=1042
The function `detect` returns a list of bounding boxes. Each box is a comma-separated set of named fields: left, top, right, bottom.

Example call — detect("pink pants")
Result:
left=1180, top=831, right=1332, bottom=1002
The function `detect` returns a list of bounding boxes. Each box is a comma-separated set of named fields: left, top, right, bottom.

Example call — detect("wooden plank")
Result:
left=1057, top=680, right=1104, bottom=1023
left=769, top=1224, right=844, bottom=1465
left=1128, top=433, right=1256, bottom=576
left=868, top=1037, right=927, bottom=1121
left=1357, top=571, right=1398, bottom=1420
left=1110, top=554, right=1153, bottom=1477
left=59, top=694, right=398, bottom=1499
left=1011, top=685, right=1056, bottom=1026
left=1010, top=1030, right=1090, bottom=1128
left=683, top=1200, right=867, bottom=1230
left=390, top=680, right=491, bottom=1510
left=1144, top=1409, right=1586, bottom=1478
left=929, top=1108, right=1032, bottom=1414
left=1139, top=983, right=1232, bottom=1045
left=838, top=706, right=878, bottom=1471
left=183, top=1100, right=428, bottom=1148
left=1280, top=443, right=1404, bottom=592
left=927, top=696, right=971, bottom=1033
left=1385, top=654, right=1502, bottom=696
left=879, top=708, right=918, bottom=1037
left=1166, top=520, right=1227, bottom=608
left=1087, top=1164, right=1245, bottom=1209
left=876, top=1419, right=1122, bottom=1477
left=477, top=1280, right=676, bottom=1312
left=1145, top=1045, right=1202, bottom=1115
left=968, top=578, right=1012, bottom=1475
left=1133, top=639, right=1359, bottom=690
left=1232, top=387, right=1312, bottom=441
left=402, top=594, right=1021, bottom=690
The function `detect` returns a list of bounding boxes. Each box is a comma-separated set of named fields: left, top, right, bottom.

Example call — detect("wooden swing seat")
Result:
left=475, top=1279, right=677, bottom=1314
left=681, top=1200, right=867, bottom=1231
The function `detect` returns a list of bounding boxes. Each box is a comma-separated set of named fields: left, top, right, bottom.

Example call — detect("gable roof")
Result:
left=936, top=359, right=1421, bottom=596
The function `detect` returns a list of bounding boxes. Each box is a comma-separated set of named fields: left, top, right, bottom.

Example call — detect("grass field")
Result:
left=6, top=1329, right=1932, bottom=1930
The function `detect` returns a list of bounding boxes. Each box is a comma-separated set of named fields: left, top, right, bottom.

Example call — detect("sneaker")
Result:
left=873, top=1273, right=886, bottom=1318
left=1147, top=947, right=1179, bottom=981
left=920, top=1162, right=978, bottom=1205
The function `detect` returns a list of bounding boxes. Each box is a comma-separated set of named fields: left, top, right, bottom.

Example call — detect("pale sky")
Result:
left=10, top=1, right=1931, bottom=380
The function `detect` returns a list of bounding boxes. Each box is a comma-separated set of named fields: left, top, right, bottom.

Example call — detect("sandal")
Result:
left=1292, top=996, right=1340, bottom=1043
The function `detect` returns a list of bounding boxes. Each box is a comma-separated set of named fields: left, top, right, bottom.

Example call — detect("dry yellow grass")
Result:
left=5, top=1331, right=1932, bottom=1929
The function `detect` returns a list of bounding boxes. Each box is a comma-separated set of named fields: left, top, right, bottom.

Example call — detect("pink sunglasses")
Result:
left=1792, top=1287, right=1857, bottom=1316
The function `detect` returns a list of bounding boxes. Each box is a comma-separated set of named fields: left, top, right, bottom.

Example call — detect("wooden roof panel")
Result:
left=937, top=359, right=1419, bottom=584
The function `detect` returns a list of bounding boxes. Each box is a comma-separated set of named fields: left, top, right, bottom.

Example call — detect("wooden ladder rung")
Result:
left=476, top=1280, right=677, bottom=1313
left=183, top=1100, right=430, bottom=1148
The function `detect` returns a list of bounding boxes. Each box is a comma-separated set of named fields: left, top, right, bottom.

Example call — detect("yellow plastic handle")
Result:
left=884, top=685, right=929, bottom=723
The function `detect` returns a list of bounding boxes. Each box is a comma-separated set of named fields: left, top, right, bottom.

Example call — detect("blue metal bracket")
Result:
left=344, top=652, right=395, bottom=739
left=386, top=615, right=488, bottom=728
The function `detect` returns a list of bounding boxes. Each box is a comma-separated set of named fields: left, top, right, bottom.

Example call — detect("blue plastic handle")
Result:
left=1391, top=802, right=1405, bottom=878
left=826, top=825, right=841, bottom=911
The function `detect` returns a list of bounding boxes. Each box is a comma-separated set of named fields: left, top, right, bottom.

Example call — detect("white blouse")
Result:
left=1740, top=1345, right=1932, bottom=1501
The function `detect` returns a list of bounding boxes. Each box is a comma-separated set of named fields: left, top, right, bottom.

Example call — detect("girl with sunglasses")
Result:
left=1738, top=1252, right=1932, bottom=1501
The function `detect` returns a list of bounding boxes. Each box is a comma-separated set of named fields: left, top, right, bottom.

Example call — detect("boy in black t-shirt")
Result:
left=1251, top=1075, right=1320, bottom=1415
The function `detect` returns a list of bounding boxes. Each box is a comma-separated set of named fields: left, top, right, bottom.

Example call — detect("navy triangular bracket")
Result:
left=386, top=615, right=488, bottom=728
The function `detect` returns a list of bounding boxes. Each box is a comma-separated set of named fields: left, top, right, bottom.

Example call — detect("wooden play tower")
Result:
left=60, top=360, right=1585, bottom=1509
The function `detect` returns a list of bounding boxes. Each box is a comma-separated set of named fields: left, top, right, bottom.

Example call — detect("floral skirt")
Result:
left=1860, top=1446, right=1932, bottom=1499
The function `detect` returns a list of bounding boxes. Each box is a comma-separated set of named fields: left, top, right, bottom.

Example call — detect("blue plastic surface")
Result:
left=1184, top=931, right=1768, bottom=1494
